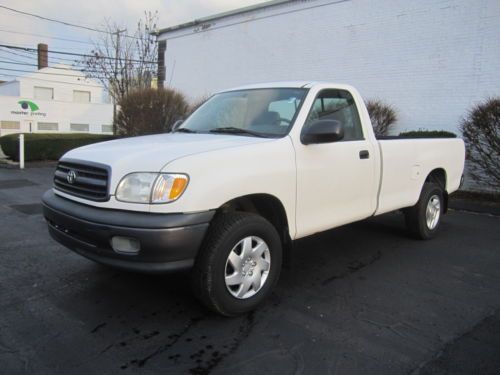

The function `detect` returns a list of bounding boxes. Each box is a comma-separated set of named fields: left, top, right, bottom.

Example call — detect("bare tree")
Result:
left=365, top=99, right=397, bottom=137
left=81, top=11, right=159, bottom=132
left=460, top=98, right=500, bottom=190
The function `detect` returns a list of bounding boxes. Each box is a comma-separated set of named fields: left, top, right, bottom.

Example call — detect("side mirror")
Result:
left=171, top=119, right=184, bottom=132
left=301, top=119, right=344, bottom=145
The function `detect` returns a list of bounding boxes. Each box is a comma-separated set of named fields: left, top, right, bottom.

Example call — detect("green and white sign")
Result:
left=11, top=100, right=46, bottom=117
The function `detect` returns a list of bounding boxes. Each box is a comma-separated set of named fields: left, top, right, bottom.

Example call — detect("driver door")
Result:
left=293, top=88, right=377, bottom=238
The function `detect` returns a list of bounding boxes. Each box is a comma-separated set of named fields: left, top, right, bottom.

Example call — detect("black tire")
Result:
left=404, top=182, right=444, bottom=240
left=191, top=212, right=282, bottom=316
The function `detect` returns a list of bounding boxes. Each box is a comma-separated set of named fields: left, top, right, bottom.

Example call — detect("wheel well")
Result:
left=215, top=194, right=292, bottom=258
left=425, top=168, right=448, bottom=212
left=426, top=168, right=446, bottom=189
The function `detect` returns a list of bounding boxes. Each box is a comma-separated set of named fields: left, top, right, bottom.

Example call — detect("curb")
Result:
left=449, top=198, right=500, bottom=216
left=0, top=160, right=19, bottom=169
left=0, top=160, right=57, bottom=169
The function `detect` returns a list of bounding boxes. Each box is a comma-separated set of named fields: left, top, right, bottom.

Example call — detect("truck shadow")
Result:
left=282, top=211, right=409, bottom=287
left=50, top=211, right=416, bottom=373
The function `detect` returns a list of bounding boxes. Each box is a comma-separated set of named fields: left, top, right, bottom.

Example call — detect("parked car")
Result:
left=42, top=82, right=465, bottom=316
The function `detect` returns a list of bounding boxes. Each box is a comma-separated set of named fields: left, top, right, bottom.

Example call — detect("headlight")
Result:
left=115, top=173, right=189, bottom=204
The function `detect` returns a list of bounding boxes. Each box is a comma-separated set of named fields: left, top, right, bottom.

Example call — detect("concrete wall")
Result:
left=159, top=0, right=500, bottom=135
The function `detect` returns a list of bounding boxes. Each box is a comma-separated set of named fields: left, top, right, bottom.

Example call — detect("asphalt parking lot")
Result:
left=1, top=166, right=499, bottom=375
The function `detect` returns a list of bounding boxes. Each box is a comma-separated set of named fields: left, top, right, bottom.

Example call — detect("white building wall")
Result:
left=0, top=65, right=113, bottom=136
left=0, top=81, right=20, bottom=96
left=17, top=67, right=107, bottom=104
left=159, top=0, right=500, bottom=135
left=0, top=95, right=112, bottom=136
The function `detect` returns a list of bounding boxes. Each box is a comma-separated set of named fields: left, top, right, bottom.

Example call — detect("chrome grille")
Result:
left=54, top=160, right=109, bottom=201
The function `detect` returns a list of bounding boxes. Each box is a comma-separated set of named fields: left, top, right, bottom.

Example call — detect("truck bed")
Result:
left=376, top=135, right=456, bottom=140
left=375, top=137, right=465, bottom=215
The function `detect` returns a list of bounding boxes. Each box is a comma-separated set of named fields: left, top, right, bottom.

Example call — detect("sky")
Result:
left=0, top=0, right=267, bottom=78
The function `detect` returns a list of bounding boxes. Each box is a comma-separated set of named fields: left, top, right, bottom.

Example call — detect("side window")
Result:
left=305, top=89, right=364, bottom=141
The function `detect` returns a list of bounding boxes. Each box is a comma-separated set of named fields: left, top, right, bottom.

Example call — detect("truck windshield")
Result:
left=177, top=88, right=307, bottom=138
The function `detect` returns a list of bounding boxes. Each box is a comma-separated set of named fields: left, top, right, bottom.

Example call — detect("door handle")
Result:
left=359, top=150, right=370, bottom=159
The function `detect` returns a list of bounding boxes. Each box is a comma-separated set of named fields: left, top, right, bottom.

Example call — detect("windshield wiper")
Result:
left=209, top=127, right=269, bottom=138
left=173, top=127, right=197, bottom=133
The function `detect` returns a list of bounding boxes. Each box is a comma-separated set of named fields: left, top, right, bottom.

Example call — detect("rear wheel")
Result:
left=405, top=182, right=444, bottom=240
left=191, top=212, right=282, bottom=316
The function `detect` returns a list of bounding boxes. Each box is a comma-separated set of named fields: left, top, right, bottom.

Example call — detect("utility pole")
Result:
left=112, top=29, right=126, bottom=135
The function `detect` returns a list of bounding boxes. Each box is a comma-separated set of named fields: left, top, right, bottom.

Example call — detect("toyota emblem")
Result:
left=67, top=170, right=77, bottom=184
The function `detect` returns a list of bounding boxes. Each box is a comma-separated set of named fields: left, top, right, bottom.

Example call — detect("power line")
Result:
left=0, top=54, right=20, bottom=63
left=0, top=59, right=83, bottom=71
left=48, top=55, right=84, bottom=65
left=0, top=39, right=89, bottom=52
left=30, top=51, right=87, bottom=65
left=0, top=73, right=105, bottom=87
left=0, top=47, right=83, bottom=66
left=0, top=48, right=154, bottom=69
left=0, top=38, right=94, bottom=53
left=0, top=37, right=156, bottom=63
left=0, top=66, right=107, bottom=79
left=0, top=48, right=34, bottom=61
left=0, top=27, right=95, bottom=45
left=0, top=43, right=158, bottom=64
left=0, top=65, right=157, bottom=79
left=0, top=59, right=108, bottom=74
left=0, top=4, right=143, bottom=40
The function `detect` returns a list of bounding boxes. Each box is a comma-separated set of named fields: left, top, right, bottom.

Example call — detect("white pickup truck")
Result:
left=42, top=82, right=465, bottom=316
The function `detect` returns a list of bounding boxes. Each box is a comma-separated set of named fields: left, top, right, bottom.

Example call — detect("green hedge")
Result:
left=398, top=130, right=457, bottom=138
left=0, top=133, right=117, bottom=161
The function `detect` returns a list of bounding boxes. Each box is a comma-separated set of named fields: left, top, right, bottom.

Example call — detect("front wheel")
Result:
left=404, top=182, right=444, bottom=240
left=191, top=212, right=282, bottom=316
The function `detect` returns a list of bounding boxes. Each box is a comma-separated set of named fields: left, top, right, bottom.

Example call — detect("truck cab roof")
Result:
left=221, top=81, right=355, bottom=92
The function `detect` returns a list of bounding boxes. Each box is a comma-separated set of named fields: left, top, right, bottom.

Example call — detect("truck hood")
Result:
left=62, top=133, right=272, bottom=185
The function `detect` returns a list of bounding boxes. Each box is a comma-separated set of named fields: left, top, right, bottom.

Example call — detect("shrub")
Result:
left=115, top=88, right=190, bottom=136
left=0, top=133, right=116, bottom=161
left=365, top=99, right=397, bottom=136
left=460, top=98, right=500, bottom=190
left=398, top=130, right=457, bottom=138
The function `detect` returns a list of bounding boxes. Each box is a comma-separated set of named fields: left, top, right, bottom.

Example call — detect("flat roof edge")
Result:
left=154, top=0, right=293, bottom=35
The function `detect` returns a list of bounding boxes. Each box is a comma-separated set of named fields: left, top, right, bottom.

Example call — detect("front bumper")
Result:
left=42, top=190, right=214, bottom=273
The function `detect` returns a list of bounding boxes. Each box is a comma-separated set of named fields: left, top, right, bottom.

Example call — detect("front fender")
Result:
left=150, top=137, right=297, bottom=239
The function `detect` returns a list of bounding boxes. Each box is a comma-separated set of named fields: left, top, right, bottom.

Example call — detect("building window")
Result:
left=101, top=124, right=113, bottom=133
left=34, top=86, right=54, bottom=100
left=70, top=123, right=89, bottom=132
left=73, top=90, right=91, bottom=103
left=1, top=121, right=20, bottom=130
left=38, top=122, right=58, bottom=131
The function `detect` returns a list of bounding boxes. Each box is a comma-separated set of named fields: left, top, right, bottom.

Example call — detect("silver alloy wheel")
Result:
left=426, top=194, right=441, bottom=230
left=224, top=236, right=271, bottom=299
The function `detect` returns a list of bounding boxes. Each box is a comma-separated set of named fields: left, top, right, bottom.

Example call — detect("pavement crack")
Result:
left=188, top=312, right=255, bottom=375
left=322, top=251, right=381, bottom=285
left=0, top=341, right=17, bottom=354
left=99, top=343, right=113, bottom=355
left=408, top=309, right=499, bottom=375
left=123, top=316, right=204, bottom=369
left=91, top=322, right=107, bottom=333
